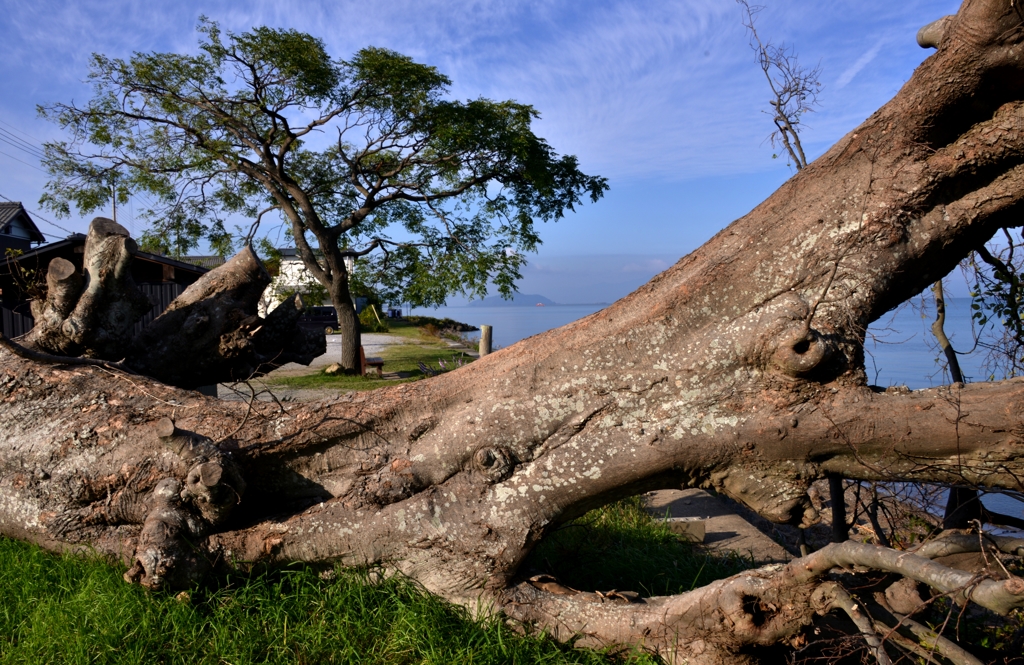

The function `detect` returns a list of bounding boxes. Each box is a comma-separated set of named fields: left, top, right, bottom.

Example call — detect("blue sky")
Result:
left=0, top=0, right=961, bottom=303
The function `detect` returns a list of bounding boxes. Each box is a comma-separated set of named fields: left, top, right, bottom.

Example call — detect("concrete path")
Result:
left=646, top=489, right=792, bottom=564
left=272, top=333, right=408, bottom=373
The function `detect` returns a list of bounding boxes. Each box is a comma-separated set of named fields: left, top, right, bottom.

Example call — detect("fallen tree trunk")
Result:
left=16, top=217, right=324, bottom=388
left=6, top=2, right=1024, bottom=663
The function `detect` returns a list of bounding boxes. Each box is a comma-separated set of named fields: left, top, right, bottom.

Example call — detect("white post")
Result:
left=479, top=325, right=492, bottom=357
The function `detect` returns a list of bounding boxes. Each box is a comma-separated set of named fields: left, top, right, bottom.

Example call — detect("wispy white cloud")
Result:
left=0, top=0, right=964, bottom=242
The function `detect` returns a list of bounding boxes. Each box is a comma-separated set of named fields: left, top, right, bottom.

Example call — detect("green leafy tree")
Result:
left=39, top=19, right=608, bottom=371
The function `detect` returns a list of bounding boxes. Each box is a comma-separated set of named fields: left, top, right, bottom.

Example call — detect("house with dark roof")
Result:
left=0, top=233, right=211, bottom=338
left=179, top=255, right=227, bottom=271
left=0, top=202, right=46, bottom=255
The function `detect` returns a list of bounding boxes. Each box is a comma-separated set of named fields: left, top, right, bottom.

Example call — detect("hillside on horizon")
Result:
left=467, top=293, right=557, bottom=307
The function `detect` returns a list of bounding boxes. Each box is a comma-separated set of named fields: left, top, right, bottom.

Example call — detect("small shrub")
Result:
left=359, top=306, right=389, bottom=333
left=404, top=315, right=478, bottom=332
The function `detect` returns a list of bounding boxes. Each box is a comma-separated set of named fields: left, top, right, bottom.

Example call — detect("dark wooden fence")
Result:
left=0, top=282, right=186, bottom=340
left=0, top=304, right=33, bottom=338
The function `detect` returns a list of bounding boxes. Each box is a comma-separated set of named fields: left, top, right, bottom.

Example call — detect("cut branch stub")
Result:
left=157, top=418, right=245, bottom=526
left=29, top=257, right=81, bottom=321
left=127, top=248, right=324, bottom=387
left=156, top=417, right=222, bottom=461
left=772, top=325, right=831, bottom=378
left=22, top=217, right=152, bottom=358
left=917, top=15, right=954, bottom=48
left=181, top=458, right=246, bottom=526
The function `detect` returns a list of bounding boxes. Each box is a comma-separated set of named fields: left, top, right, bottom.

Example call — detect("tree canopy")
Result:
left=39, top=19, right=607, bottom=368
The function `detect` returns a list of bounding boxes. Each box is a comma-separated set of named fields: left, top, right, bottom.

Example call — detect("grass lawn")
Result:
left=0, top=500, right=747, bottom=665
left=268, top=333, right=475, bottom=392
left=364, top=318, right=434, bottom=341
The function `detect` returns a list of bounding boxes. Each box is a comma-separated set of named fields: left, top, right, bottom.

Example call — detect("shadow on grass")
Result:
left=522, top=496, right=753, bottom=597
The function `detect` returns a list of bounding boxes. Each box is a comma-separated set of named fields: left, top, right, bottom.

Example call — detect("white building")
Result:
left=260, top=248, right=356, bottom=316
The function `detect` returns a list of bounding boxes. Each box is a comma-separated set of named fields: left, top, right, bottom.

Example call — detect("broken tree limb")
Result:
left=21, top=218, right=152, bottom=358
left=127, top=245, right=324, bottom=387
left=11, top=218, right=324, bottom=388
left=819, top=582, right=892, bottom=665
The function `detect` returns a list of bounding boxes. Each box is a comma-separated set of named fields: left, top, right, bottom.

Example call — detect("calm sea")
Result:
left=411, top=303, right=606, bottom=351
left=413, top=297, right=987, bottom=389
left=413, top=297, right=1024, bottom=518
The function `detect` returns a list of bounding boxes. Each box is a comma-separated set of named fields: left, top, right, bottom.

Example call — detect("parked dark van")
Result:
left=299, top=306, right=338, bottom=334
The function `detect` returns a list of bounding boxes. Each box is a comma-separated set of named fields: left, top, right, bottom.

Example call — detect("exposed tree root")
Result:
left=499, top=541, right=1024, bottom=663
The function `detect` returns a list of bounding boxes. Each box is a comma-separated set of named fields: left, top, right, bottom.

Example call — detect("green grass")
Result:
left=270, top=342, right=475, bottom=391
left=0, top=499, right=750, bottom=664
left=523, top=497, right=752, bottom=596
left=0, top=537, right=657, bottom=665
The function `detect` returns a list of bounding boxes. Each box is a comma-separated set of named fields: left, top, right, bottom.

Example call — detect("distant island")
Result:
left=467, top=294, right=557, bottom=307
left=468, top=295, right=610, bottom=307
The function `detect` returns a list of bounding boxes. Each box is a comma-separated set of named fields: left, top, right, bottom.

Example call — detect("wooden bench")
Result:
left=364, top=357, right=385, bottom=377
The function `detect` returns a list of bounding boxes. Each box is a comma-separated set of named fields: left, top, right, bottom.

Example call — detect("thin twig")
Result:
left=826, top=583, right=893, bottom=665
left=216, top=380, right=259, bottom=443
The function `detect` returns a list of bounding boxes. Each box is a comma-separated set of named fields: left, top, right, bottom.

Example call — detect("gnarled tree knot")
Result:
left=124, top=478, right=208, bottom=590
left=122, top=420, right=249, bottom=590
left=182, top=460, right=244, bottom=525
left=473, top=445, right=516, bottom=483
left=155, top=418, right=246, bottom=524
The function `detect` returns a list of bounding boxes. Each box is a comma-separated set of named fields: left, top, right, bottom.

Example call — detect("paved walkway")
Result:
left=272, top=333, right=409, bottom=373
left=645, top=489, right=792, bottom=564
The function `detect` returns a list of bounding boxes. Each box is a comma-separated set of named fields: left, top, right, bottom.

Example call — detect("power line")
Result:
left=0, top=128, right=45, bottom=160
left=0, top=149, right=46, bottom=173
left=0, top=118, right=155, bottom=238
left=0, top=118, right=45, bottom=144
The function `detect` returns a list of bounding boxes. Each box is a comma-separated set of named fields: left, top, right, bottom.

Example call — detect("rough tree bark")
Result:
left=7, top=2, right=1024, bottom=663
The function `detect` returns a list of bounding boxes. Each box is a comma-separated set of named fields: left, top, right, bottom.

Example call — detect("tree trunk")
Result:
left=7, top=2, right=1024, bottom=662
left=22, top=217, right=152, bottom=358
left=933, top=279, right=984, bottom=529
left=329, top=272, right=361, bottom=374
